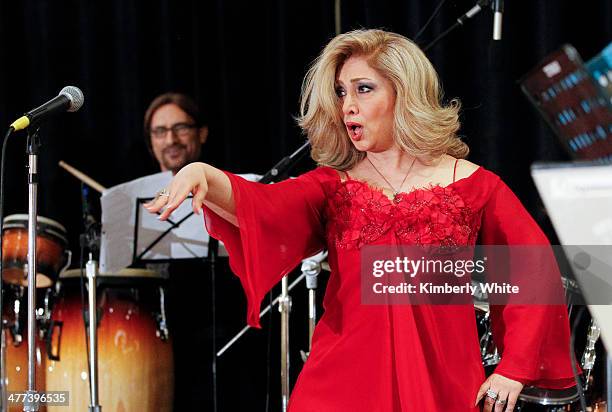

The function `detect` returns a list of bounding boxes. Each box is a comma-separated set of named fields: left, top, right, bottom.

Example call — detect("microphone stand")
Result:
left=258, top=141, right=310, bottom=185
left=24, top=128, right=40, bottom=412
left=422, top=0, right=490, bottom=52
left=257, top=141, right=310, bottom=412
left=299, top=251, right=327, bottom=363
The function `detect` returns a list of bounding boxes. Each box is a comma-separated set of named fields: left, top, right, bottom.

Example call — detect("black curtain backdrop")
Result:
left=0, top=0, right=611, bottom=409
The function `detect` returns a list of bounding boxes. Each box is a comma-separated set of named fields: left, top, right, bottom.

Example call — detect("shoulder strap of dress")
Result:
left=344, top=170, right=352, bottom=181
left=453, top=159, right=459, bottom=183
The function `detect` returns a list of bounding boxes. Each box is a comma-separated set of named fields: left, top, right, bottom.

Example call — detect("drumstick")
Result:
left=58, top=160, right=107, bottom=193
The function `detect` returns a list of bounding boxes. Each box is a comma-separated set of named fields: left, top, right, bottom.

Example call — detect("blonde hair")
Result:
left=298, top=29, right=468, bottom=170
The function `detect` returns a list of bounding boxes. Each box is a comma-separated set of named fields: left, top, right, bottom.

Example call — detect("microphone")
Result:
left=10, top=86, right=84, bottom=131
left=492, top=0, right=503, bottom=40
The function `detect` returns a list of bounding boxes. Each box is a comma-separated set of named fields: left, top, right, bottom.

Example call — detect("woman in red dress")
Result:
left=145, top=29, right=576, bottom=411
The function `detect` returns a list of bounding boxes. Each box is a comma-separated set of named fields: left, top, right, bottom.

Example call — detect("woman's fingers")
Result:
left=474, top=379, right=490, bottom=406
left=493, top=390, right=509, bottom=412
left=482, top=392, right=496, bottom=412
left=157, top=183, right=193, bottom=220
left=504, top=391, right=520, bottom=412
left=191, top=179, right=208, bottom=215
left=475, top=374, right=523, bottom=412
left=144, top=163, right=208, bottom=219
left=143, top=190, right=171, bottom=213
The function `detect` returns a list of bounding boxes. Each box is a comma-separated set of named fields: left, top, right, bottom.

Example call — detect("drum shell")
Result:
left=2, top=286, right=47, bottom=412
left=45, top=275, right=174, bottom=412
left=2, top=215, right=68, bottom=289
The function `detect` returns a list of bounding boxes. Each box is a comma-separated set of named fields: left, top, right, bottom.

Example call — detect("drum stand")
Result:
left=85, top=256, right=101, bottom=412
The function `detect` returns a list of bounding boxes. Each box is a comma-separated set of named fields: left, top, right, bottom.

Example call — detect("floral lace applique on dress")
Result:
left=326, top=179, right=479, bottom=250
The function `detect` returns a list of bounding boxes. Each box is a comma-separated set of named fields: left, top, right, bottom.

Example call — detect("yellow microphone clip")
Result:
left=10, top=116, right=30, bottom=131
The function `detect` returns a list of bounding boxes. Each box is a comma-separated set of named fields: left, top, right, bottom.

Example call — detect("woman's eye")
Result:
left=335, top=87, right=346, bottom=97
left=357, top=84, right=373, bottom=93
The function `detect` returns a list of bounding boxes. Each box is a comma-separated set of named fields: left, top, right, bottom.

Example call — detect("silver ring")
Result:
left=495, top=398, right=507, bottom=405
left=157, top=188, right=170, bottom=198
left=485, top=389, right=498, bottom=399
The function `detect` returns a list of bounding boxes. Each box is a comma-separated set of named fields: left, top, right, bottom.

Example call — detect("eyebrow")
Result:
left=350, top=77, right=373, bottom=83
left=336, top=77, right=374, bottom=85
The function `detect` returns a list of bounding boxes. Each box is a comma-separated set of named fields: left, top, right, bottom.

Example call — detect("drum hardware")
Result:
left=35, top=289, right=55, bottom=341
left=6, top=286, right=25, bottom=347
left=581, top=319, right=601, bottom=391
left=44, top=320, right=62, bottom=362
left=476, top=309, right=501, bottom=367
left=84, top=256, right=102, bottom=412
left=155, top=286, right=169, bottom=342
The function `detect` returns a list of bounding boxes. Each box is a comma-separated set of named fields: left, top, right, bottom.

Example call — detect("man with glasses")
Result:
left=141, top=93, right=264, bottom=410
left=143, top=92, right=212, bottom=409
left=144, top=92, right=208, bottom=174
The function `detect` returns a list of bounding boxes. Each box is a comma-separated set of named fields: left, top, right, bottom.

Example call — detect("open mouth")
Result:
left=345, top=122, right=363, bottom=140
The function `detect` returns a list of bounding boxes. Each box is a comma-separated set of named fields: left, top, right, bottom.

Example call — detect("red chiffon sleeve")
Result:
left=202, top=169, right=327, bottom=328
left=480, top=179, right=577, bottom=389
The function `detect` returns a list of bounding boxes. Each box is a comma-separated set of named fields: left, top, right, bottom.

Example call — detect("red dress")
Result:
left=203, top=166, right=576, bottom=412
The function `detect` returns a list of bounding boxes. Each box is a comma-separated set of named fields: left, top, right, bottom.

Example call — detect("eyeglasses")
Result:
left=150, top=123, right=197, bottom=139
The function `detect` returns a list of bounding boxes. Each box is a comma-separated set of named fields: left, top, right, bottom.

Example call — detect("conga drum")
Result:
left=45, top=268, right=174, bottom=412
left=1, top=284, right=47, bottom=412
left=2, top=214, right=68, bottom=288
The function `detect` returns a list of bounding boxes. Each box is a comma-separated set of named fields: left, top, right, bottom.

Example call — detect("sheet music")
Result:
left=100, top=170, right=260, bottom=273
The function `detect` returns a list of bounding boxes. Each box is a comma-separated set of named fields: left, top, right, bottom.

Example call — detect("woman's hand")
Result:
left=144, top=162, right=208, bottom=220
left=475, top=373, right=524, bottom=412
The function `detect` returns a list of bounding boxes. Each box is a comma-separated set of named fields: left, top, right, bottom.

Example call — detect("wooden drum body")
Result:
left=45, top=269, right=174, bottom=412
left=2, top=214, right=68, bottom=289
left=1, top=284, right=47, bottom=412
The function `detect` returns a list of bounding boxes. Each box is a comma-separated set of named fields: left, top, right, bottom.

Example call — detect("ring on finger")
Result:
left=157, top=188, right=170, bottom=198
left=485, top=389, right=498, bottom=399
left=495, top=398, right=507, bottom=405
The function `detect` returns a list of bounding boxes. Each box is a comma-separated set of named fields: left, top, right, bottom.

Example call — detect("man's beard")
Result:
left=162, top=144, right=188, bottom=171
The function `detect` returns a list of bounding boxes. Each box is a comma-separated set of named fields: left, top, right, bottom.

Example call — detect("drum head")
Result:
left=519, top=385, right=579, bottom=406
left=3, top=214, right=68, bottom=244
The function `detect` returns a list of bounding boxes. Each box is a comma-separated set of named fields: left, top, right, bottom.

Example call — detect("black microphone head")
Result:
left=60, top=86, right=84, bottom=112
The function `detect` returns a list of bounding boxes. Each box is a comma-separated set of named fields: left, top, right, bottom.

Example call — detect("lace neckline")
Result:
left=335, top=166, right=483, bottom=205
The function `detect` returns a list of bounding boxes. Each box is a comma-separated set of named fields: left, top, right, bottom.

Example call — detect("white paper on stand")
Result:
left=532, top=163, right=612, bottom=352
left=100, top=171, right=260, bottom=273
